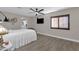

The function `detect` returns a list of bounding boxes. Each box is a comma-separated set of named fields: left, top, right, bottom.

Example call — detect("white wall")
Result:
left=0, top=12, right=33, bottom=29
left=33, top=7, right=79, bottom=41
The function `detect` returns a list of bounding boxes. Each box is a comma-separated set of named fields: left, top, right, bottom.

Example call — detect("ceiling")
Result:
left=0, top=7, right=69, bottom=17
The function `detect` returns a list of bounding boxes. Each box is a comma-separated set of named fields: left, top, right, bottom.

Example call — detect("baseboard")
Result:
left=37, top=32, right=79, bottom=43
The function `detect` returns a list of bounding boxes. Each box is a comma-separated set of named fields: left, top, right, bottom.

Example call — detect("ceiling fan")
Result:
left=30, top=8, right=45, bottom=16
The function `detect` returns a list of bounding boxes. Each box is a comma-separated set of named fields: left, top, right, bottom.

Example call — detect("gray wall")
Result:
left=33, top=7, right=79, bottom=41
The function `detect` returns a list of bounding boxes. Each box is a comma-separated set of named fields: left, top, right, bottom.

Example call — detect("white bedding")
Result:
left=3, top=29, right=37, bottom=50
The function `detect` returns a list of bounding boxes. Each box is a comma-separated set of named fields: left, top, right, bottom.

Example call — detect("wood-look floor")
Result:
left=16, top=34, right=79, bottom=51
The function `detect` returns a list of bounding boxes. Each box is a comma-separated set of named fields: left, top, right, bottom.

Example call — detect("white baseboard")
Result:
left=37, top=32, right=79, bottom=43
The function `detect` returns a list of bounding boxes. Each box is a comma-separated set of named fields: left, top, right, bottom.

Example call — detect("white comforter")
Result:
left=3, top=29, right=37, bottom=50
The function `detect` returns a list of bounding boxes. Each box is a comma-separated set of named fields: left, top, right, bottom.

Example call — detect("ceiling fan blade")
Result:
left=38, top=9, right=44, bottom=12
left=27, top=12, right=34, bottom=14
left=39, top=13, right=45, bottom=15
left=30, top=8, right=35, bottom=12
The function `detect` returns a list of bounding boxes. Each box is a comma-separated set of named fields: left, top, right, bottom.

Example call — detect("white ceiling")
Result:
left=0, top=7, right=69, bottom=17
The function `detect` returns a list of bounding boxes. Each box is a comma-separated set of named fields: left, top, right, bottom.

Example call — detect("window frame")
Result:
left=50, top=14, right=70, bottom=30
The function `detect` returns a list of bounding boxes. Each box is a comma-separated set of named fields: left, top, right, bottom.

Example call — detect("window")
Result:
left=50, top=14, right=70, bottom=30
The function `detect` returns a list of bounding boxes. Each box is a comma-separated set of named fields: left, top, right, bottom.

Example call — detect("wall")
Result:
left=34, top=7, right=79, bottom=42
left=0, top=12, right=33, bottom=29
left=27, top=17, right=36, bottom=28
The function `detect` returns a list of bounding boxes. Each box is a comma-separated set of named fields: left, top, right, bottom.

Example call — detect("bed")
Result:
left=3, top=29, right=37, bottom=50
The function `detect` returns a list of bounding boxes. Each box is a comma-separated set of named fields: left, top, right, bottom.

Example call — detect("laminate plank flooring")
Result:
left=15, top=34, right=79, bottom=51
